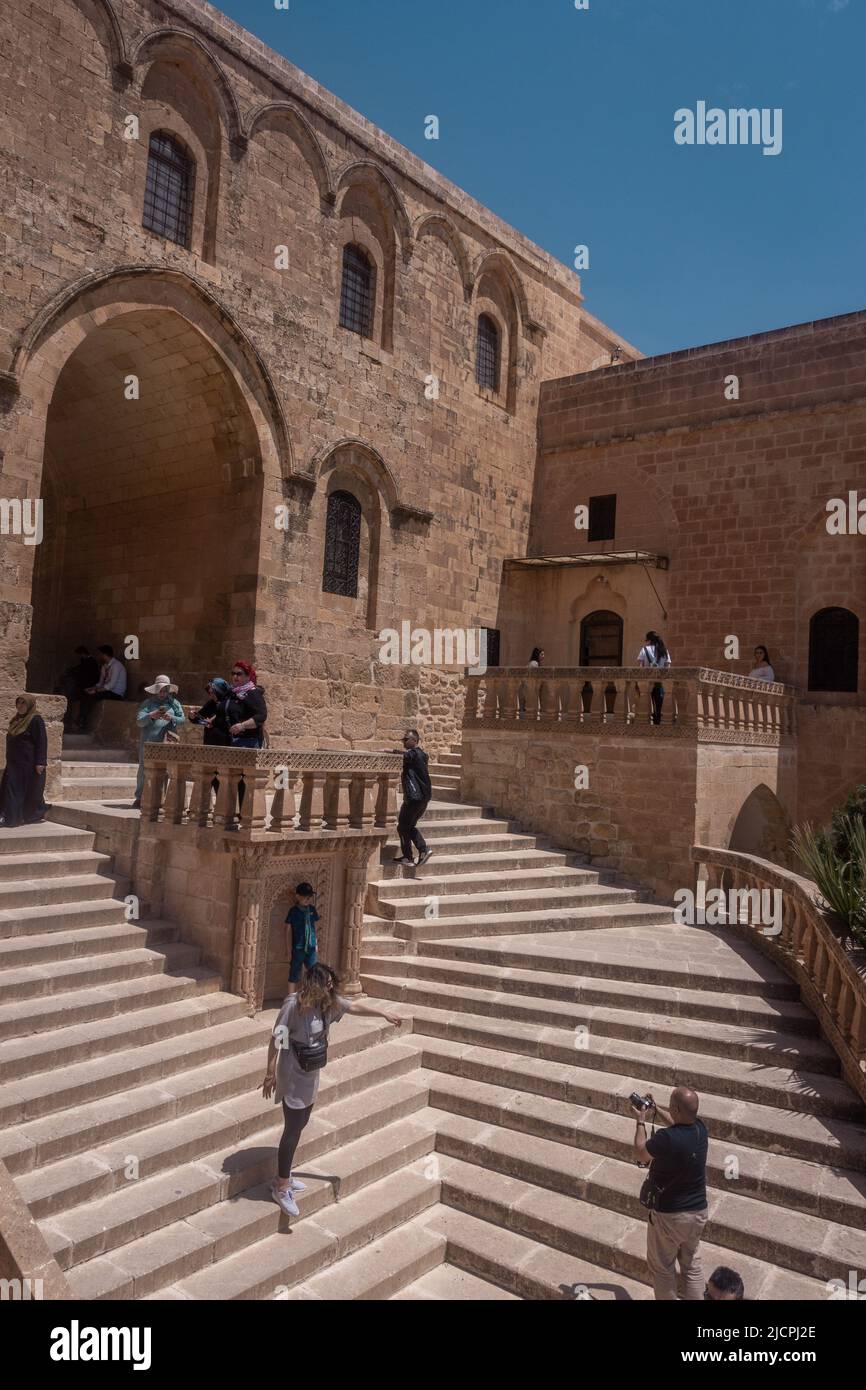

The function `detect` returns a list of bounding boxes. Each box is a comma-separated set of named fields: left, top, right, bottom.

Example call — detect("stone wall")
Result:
left=0, top=0, right=636, bottom=749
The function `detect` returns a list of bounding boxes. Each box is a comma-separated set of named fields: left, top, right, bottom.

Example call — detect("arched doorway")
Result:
left=579, top=610, right=624, bottom=666
left=729, top=784, right=793, bottom=869
left=27, top=307, right=265, bottom=702
left=578, top=610, right=623, bottom=715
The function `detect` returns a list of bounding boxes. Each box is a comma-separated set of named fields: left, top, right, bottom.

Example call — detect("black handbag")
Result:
left=639, top=1171, right=674, bottom=1212
left=291, top=1009, right=330, bottom=1072
left=404, top=768, right=424, bottom=802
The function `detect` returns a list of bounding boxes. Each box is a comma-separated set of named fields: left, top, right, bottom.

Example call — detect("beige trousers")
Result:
left=646, top=1206, right=708, bottom=1300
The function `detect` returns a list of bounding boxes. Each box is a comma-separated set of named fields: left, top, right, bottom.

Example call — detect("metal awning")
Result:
left=504, top=551, right=669, bottom=571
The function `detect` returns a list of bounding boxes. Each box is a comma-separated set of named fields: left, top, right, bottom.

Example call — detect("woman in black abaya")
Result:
left=0, top=696, right=48, bottom=828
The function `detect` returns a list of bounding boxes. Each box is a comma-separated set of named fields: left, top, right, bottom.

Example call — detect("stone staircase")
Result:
left=60, top=733, right=138, bottom=804
left=0, top=747, right=864, bottom=1300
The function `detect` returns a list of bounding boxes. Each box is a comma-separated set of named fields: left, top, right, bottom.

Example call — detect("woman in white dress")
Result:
left=748, top=645, right=775, bottom=682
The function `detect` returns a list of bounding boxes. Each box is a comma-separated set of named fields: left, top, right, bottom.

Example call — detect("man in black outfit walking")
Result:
left=391, top=728, right=432, bottom=867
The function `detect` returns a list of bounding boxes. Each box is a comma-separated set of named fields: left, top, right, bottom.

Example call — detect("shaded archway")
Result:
left=27, top=307, right=266, bottom=702
left=728, top=784, right=793, bottom=869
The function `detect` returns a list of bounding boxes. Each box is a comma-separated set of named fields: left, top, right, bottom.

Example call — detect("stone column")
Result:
left=340, top=842, right=374, bottom=996
left=231, top=850, right=269, bottom=1012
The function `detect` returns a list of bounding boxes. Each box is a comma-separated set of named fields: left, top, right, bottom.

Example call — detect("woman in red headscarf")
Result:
left=224, top=660, right=268, bottom=748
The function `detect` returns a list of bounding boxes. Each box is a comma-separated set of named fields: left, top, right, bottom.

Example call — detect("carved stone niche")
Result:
left=229, top=838, right=380, bottom=1013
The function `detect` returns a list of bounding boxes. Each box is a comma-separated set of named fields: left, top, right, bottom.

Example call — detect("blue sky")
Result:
left=214, top=0, right=865, bottom=357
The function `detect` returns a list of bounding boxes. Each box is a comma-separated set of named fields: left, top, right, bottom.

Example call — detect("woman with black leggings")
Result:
left=261, top=963, right=402, bottom=1218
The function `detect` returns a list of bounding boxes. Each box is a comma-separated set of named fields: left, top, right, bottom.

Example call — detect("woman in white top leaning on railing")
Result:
left=747, top=645, right=776, bottom=682
left=637, top=631, right=672, bottom=726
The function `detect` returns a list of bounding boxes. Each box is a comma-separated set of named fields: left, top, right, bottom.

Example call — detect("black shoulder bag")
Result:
left=291, top=1006, right=330, bottom=1073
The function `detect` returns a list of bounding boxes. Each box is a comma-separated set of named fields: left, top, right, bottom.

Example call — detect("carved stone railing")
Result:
left=464, top=667, right=796, bottom=744
left=141, top=744, right=403, bottom=838
left=692, top=846, right=866, bottom=1107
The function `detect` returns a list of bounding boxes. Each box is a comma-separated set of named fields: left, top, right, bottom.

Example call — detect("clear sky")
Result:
left=213, top=0, right=865, bottom=357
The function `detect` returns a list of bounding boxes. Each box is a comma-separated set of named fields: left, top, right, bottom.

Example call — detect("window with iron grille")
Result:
left=322, top=490, right=362, bottom=596
left=339, top=244, right=375, bottom=336
left=143, top=132, right=194, bottom=247
left=476, top=314, right=500, bottom=391
left=588, top=494, right=617, bottom=543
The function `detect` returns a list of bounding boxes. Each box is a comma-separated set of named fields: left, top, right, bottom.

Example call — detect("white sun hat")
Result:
left=144, top=675, right=178, bottom=695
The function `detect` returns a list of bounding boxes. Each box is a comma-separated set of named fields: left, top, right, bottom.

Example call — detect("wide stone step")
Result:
left=373, top=867, right=599, bottom=902
left=0, top=849, right=113, bottom=883
left=417, top=801, right=487, bottom=822
left=0, top=940, right=203, bottom=1007
left=0, top=873, right=120, bottom=915
left=405, top=1033, right=866, bottom=1172
left=423, top=1068, right=866, bottom=1231
left=61, top=777, right=137, bottom=802
left=62, top=761, right=138, bottom=776
left=376, top=849, right=575, bottom=881
left=380, top=884, right=657, bottom=923
left=419, top=1205, right=650, bottom=1300
left=0, top=822, right=95, bottom=856
left=284, top=1204, right=445, bottom=1301
left=361, top=936, right=409, bottom=958
left=0, top=917, right=177, bottom=971
left=366, top=972, right=836, bottom=1072
left=18, top=1039, right=420, bottom=1215
left=0, top=992, right=249, bottom=1083
left=391, top=1260, right=520, bottom=1300
left=62, top=747, right=131, bottom=763
left=0, top=1013, right=396, bottom=1175
left=419, top=926, right=801, bottom=999
left=400, top=1003, right=861, bottom=1119
left=362, top=952, right=819, bottom=1034
left=435, top=1157, right=831, bottom=1300
left=394, top=902, right=676, bottom=942
left=0, top=963, right=221, bottom=1042
left=42, top=1075, right=431, bottom=1274
left=433, top=1116, right=866, bottom=1284
left=0, top=898, right=128, bottom=943
left=144, top=1129, right=441, bottom=1301
left=0, top=1010, right=266, bottom=1128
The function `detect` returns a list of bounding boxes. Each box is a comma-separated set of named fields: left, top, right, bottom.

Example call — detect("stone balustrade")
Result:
left=141, top=744, right=403, bottom=837
left=693, top=846, right=866, bottom=1107
left=464, top=666, right=796, bottom=744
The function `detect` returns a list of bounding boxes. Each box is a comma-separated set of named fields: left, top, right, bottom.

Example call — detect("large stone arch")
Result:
left=9, top=267, right=293, bottom=483
left=2, top=269, right=295, bottom=695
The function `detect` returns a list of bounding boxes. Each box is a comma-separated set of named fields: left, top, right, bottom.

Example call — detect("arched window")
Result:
left=322, top=490, right=362, bottom=597
left=339, top=245, right=375, bottom=336
left=808, top=607, right=859, bottom=692
left=475, top=313, right=500, bottom=391
left=143, top=132, right=194, bottom=248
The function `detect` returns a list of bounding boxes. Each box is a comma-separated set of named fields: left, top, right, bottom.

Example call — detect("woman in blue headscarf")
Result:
left=190, top=678, right=232, bottom=746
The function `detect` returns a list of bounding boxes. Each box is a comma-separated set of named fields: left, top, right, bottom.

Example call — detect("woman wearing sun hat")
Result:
left=132, top=676, right=186, bottom=809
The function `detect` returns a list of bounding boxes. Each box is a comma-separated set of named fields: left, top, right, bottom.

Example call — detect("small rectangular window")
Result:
left=588, top=494, right=616, bottom=543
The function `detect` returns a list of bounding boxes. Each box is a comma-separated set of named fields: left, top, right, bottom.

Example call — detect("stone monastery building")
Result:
left=1, top=0, right=866, bottom=1308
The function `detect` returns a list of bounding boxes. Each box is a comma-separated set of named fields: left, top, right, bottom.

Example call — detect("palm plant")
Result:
left=791, top=815, right=866, bottom=949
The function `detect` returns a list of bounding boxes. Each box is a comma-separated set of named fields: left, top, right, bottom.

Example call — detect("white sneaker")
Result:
left=272, top=1183, right=299, bottom=1217
left=288, top=1177, right=307, bottom=1192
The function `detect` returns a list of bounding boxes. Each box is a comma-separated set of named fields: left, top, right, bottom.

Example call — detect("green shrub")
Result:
left=792, top=814, right=866, bottom=948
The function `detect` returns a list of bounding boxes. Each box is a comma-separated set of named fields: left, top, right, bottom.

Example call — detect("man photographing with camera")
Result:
left=631, top=1086, right=709, bottom=1300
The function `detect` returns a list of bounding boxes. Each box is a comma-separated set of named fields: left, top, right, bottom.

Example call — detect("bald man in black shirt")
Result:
left=632, top=1086, right=709, bottom=1300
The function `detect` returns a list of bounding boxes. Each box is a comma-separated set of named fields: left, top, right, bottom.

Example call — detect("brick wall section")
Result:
left=532, top=311, right=866, bottom=831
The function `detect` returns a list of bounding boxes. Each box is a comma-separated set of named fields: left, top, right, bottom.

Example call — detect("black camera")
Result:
left=630, top=1092, right=654, bottom=1111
